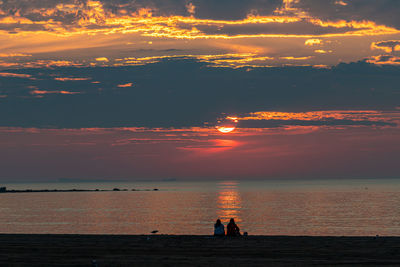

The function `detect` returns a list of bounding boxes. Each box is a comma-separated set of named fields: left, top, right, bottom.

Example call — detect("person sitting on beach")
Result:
left=227, top=218, right=241, bottom=236
left=214, top=219, right=225, bottom=236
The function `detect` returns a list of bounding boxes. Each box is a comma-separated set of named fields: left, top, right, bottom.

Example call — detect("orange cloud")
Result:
left=366, top=55, right=400, bottom=65
left=0, top=1, right=398, bottom=40
left=313, top=64, right=330, bottom=69
left=0, top=60, right=81, bottom=69
left=236, top=110, right=399, bottom=126
left=186, top=2, right=196, bottom=16
left=314, top=49, right=332, bottom=54
left=334, top=0, right=348, bottom=6
left=0, top=16, right=34, bottom=24
left=0, top=53, right=32, bottom=57
left=0, top=0, right=399, bottom=70
left=371, top=40, right=400, bottom=53
left=281, top=56, right=312, bottom=60
left=54, top=77, right=91, bottom=81
left=0, top=72, right=31, bottom=78
left=305, top=39, right=322, bottom=46
left=95, top=57, right=109, bottom=62
left=117, top=83, right=133, bottom=87
left=30, top=90, right=80, bottom=95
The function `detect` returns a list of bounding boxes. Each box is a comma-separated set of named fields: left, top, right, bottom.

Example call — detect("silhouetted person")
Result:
left=227, top=218, right=240, bottom=236
left=214, top=219, right=225, bottom=236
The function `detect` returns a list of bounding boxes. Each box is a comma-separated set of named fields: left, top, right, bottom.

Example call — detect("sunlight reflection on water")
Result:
left=217, top=181, right=242, bottom=224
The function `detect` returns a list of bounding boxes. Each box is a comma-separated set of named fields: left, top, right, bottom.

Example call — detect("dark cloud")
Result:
left=0, top=0, right=280, bottom=36
left=0, top=23, right=47, bottom=32
left=295, top=0, right=400, bottom=29
left=374, top=40, right=400, bottom=47
left=0, top=59, right=399, bottom=128
left=101, top=0, right=188, bottom=16
left=0, top=0, right=86, bottom=24
left=196, top=20, right=359, bottom=36
left=0, top=0, right=281, bottom=22
left=190, top=0, right=281, bottom=20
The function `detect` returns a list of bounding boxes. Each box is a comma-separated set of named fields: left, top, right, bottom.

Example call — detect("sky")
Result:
left=0, top=0, right=399, bottom=181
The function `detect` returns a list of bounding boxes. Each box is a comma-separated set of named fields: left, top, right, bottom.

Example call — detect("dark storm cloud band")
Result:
left=0, top=59, right=399, bottom=128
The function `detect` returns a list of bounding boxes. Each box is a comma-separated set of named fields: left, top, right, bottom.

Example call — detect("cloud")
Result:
left=238, top=119, right=395, bottom=128
left=95, top=57, right=109, bottom=62
left=0, top=60, right=82, bottom=68
left=0, top=59, right=399, bottom=128
left=30, top=90, right=80, bottom=95
left=294, top=0, right=400, bottom=29
left=0, top=72, right=31, bottom=78
left=116, top=53, right=275, bottom=68
left=117, top=83, right=133, bottom=87
left=314, top=49, right=331, bottom=54
left=189, top=0, right=282, bottom=20
left=366, top=55, right=400, bottom=65
left=54, top=77, right=91, bottom=81
left=371, top=40, right=400, bottom=53
left=0, top=0, right=399, bottom=71
left=305, top=38, right=322, bottom=46
left=0, top=0, right=398, bottom=39
left=0, top=53, right=31, bottom=57
left=280, top=56, right=312, bottom=60
left=234, top=110, right=398, bottom=128
left=0, top=0, right=277, bottom=27
left=334, top=0, right=348, bottom=6
left=186, top=2, right=195, bottom=16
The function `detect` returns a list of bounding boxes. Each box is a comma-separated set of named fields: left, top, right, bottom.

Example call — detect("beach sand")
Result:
left=1, top=234, right=400, bottom=266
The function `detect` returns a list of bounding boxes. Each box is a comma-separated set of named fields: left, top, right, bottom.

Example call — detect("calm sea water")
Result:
left=1, top=179, right=400, bottom=236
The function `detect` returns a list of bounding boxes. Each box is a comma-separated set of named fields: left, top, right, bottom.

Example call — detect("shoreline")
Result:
left=1, top=234, right=400, bottom=266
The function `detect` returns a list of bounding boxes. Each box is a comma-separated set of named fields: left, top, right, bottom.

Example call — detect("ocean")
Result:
left=1, top=179, right=400, bottom=236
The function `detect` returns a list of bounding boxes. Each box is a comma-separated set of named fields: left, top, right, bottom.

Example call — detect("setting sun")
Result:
left=217, top=127, right=236, bottom=133
left=216, top=116, right=238, bottom=133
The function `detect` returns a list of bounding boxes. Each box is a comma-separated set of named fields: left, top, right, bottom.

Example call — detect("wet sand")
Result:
left=1, top=234, right=400, bottom=266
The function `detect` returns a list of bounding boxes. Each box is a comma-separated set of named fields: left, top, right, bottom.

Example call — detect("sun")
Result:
left=217, top=127, right=236, bottom=133
left=216, top=116, right=238, bottom=133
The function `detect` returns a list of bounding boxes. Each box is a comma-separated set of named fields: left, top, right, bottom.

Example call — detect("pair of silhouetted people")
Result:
left=214, top=218, right=241, bottom=237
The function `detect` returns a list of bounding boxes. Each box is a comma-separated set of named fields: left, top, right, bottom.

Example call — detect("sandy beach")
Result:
left=1, top=234, right=400, bottom=266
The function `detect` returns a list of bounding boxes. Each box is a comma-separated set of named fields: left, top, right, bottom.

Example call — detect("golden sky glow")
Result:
left=0, top=0, right=400, bottom=68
